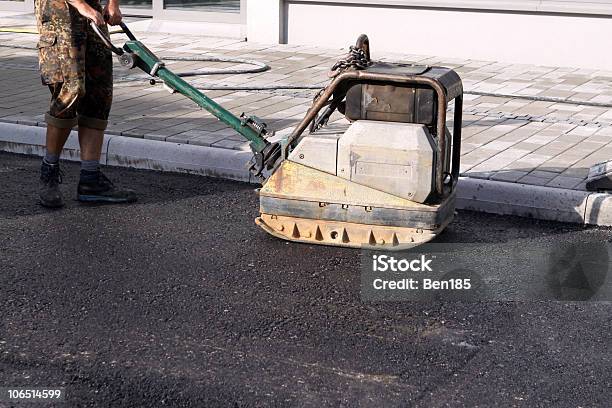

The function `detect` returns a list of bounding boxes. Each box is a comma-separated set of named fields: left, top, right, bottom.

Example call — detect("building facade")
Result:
left=2, top=0, right=611, bottom=69
left=247, top=0, right=612, bottom=70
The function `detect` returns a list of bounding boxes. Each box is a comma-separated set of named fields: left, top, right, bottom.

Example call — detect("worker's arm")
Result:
left=65, top=0, right=105, bottom=26
left=103, top=0, right=123, bottom=26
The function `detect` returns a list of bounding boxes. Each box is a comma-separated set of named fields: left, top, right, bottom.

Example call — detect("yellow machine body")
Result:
left=256, top=120, right=458, bottom=250
left=253, top=40, right=463, bottom=250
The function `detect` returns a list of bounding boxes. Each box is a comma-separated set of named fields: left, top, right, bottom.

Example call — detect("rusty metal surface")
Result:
left=256, top=213, right=445, bottom=250
left=258, top=144, right=456, bottom=247
left=355, top=34, right=370, bottom=61
left=259, top=194, right=455, bottom=229
left=343, top=63, right=437, bottom=126
left=307, top=35, right=373, bottom=134
left=345, top=83, right=435, bottom=125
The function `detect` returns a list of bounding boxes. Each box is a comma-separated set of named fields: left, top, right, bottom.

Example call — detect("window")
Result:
left=288, top=0, right=612, bottom=15
left=121, top=0, right=153, bottom=9
left=164, top=0, right=240, bottom=12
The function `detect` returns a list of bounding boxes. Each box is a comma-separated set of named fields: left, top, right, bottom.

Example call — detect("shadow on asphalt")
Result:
left=1, top=151, right=593, bottom=246
left=0, top=152, right=255, bottom=219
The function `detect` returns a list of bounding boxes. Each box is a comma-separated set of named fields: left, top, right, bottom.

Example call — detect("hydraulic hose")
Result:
left=113, top=54, right=270, bottom=78
left=0, top=40, right=270, bottom=77
left=464, top=91, right=612, bottom=109
left=0, top=40, right=321, bottom=91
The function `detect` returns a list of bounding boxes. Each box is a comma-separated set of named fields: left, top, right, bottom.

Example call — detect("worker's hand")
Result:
left=103, top=1, right=123, bottom=26
left=81, top=7, right=105, bottom=26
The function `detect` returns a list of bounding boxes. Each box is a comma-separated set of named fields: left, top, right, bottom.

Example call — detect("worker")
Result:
left=36, top=0, right=136, bottom=207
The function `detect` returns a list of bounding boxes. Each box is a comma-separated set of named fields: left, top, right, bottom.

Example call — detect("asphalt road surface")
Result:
left=1, top=152, right=610, bottom=407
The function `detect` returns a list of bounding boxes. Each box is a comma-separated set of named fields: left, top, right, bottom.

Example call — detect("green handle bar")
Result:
left=90, top=22, right=280, bottom=177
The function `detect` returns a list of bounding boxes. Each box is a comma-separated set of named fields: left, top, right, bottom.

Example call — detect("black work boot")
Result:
left=77, top=170, right=137, bottom=204
left=39, top=160, right=64, bottom=208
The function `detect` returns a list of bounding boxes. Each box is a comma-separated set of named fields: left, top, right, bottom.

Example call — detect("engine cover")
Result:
left=288, top=121, right=436, bottom=204
left=343, top=64, right=463, bottom=128
left=337, top=121, right=435, bottom=203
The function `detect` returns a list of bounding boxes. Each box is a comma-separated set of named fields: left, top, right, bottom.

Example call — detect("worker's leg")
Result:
left=76, top=125, right=137, bottom=204
left=40, top=123, right=71, bottom=208
left=78, top=126, right=104, bottom=162
left=76, top=19, right=136, bottom=204
left=39, top=82, right=81, bottom=208
left=36, top=0, right=83, bottom=207
left=45, top=124, right=71, bottom=158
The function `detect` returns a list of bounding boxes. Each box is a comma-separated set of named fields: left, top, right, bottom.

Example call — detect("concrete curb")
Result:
left=0, top=122, right=112, bottom=163
left=0, top=121, right=253, bottom=183
left=106, top=136, right=253, bottom=182
left=1, top=121, right=611, bottom=227
left=456, top=177, right=599, bottom=225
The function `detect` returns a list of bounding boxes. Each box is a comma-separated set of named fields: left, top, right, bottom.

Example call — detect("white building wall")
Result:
left=246, top=0, right=282, bottom=44
left=247, top=0, right=612, bottom=70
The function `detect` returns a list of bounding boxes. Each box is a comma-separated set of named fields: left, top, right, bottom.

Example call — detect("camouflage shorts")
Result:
left=36, top=0, right=113, bottom=130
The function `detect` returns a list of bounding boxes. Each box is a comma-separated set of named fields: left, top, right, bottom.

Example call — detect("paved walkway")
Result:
left=2, top=13, right=612, bottom=191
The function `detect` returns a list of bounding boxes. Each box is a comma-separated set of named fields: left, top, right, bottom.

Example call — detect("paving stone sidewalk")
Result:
left=2, top=13, right=612, bottom=191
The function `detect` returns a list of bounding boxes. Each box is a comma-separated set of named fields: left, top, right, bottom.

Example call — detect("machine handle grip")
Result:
left=89, top=22, right=137, bottom=55
left=119, top=22, right=137, bottom=41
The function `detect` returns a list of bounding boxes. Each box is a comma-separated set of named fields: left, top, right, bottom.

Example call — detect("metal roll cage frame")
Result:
left=286, top=71, right=463, bottom=197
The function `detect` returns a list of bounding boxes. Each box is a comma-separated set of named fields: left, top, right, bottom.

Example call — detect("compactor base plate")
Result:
left=257, top=161, right=454, bottom=249
left=256, top=213, right=446, bottom=249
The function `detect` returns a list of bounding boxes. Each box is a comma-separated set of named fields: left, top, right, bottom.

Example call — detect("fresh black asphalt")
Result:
left=1, top=152, right=610, bottom=407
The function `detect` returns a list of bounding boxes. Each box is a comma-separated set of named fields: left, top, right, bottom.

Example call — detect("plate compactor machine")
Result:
left=93, top=25, right=463, bottom=250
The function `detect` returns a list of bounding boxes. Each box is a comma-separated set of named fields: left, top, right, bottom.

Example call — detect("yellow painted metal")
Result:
left=257, top=161, right=450, bottom=249
left=256, top=214, right=443, bottom=249
left=260, top=160, right=434, bottom=211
